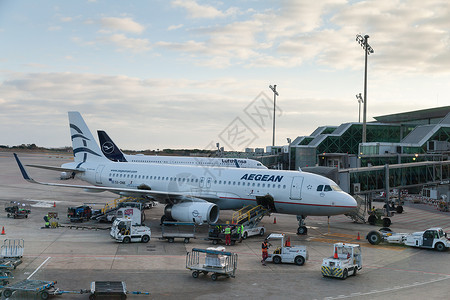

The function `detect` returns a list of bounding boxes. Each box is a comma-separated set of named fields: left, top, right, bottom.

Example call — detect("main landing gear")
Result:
left=297, top=215, right=307, bottom=235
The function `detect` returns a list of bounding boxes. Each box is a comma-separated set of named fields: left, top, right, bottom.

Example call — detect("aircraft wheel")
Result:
left=297, top=226, right=307, bottom=235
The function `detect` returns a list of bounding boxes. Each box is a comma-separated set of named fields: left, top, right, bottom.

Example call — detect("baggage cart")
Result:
left=1, top=279, right=86, bottom=299
left=160, top=222, right=196, bottom=243
left=207, top=224, right=240, bottom=245
left=186, top=248, right=238, bottom=281
left=1, top=239, right=24, bottom=258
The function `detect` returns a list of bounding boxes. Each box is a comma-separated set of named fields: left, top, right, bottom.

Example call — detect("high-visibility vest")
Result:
left=262, top=242, right=268, bottom=253
left=224, top=227, right=231, bottom=234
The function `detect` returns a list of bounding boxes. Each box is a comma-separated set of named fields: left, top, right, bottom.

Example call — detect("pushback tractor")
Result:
left=265, top=233, right=308, bottom=266
left=321, top=243, right=362, bottom=280
left=110, top=218, right=151, bottom=243
left=366, top=227, right=450, bottom=251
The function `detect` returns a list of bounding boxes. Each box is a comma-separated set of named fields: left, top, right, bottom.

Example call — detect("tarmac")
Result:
left=0, top=151, right=449, bottom=299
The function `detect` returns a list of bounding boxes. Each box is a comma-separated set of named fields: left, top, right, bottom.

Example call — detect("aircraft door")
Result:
left=95, top=165, right=105, bottom=184
left=290, top=177, right=304, bottom=200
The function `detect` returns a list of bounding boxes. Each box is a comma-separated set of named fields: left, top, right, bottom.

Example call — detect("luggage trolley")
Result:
left=2, top=280, right=59, bottom=299
left=186, top=248, right=238, bottom=281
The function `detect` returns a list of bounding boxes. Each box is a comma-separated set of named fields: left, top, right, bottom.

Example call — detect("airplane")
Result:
left=97, top=130, right=267, bottom=169
left=14, top=111, right=357, bottom=235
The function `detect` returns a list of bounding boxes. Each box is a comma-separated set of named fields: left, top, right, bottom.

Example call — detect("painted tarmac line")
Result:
left=323, top=275, right=450, bottom=299
left=27, top=257, right=51, bottom=279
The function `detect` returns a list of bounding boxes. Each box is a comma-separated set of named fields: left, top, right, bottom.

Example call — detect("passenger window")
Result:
left=317, top=185, right=323, bottom=191
left=262, top=184, right=265, bottom=187
left=219, top=181, right=222, bottom=184
left=252, top=183, right=255, bottom=187
left=283, top=185, right=286, bottom=189
left=324, top=185, right=332, bottom=192
left=257, top=183, right=260, bottom=187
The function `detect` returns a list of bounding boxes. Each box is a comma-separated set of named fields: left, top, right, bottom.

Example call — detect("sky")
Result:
left=1, top=0, right=450, bottom=151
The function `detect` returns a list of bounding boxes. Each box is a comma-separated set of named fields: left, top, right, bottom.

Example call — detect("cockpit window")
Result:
left=324, top=185, right=332, bottom=192
left=317, top=185, right=323, bottom=191
left=331, top=185, right=343, bottom=192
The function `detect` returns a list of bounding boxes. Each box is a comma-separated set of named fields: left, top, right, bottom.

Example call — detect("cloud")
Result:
left=100, top=17, right=145, bottom=34
left=172, top=0, right=239, bottom=19
left=100, top=34, right=151, bottom=52
left=168, top=24, right=184, bottom=31
left=156, top=0, right=450, bottom=74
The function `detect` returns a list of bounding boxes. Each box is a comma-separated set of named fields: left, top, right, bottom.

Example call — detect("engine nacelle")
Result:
left=165, top=202, right=219, bottom=225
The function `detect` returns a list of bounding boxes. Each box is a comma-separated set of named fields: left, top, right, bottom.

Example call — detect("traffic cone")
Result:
left=273, top=217, right=277, bottom=224
left=357, top=232, right=360, bottom=240
left=53, top=202, right=56, bottom=208
left=333, top=246, right=338, bottom=259
left=1, top=227, right=5, bottom=235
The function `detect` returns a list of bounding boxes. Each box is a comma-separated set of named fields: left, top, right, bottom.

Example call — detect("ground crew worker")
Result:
left=43, top=215, right=50, bottom=228
left=237, top=224, right=244, bottom=242
left=224, top=225, right=232, bottom=246
left=261, top=239, right=270, bottom=266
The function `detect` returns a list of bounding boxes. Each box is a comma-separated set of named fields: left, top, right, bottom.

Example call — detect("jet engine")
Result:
left=164, top=202, right=219, bottom=225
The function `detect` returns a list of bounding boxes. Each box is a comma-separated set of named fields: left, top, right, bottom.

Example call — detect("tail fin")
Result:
left=97, top=130, right=128, bottom=162
left=68, top=111, right=108, bottom=164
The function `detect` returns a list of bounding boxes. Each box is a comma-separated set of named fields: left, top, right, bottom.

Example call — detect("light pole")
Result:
left=356, top=93, right=363, bottom=123
left=287, top=137, right=292, bottom=170
left=356, top=34, right=374, bottom=143
left=269, top=85, right=279, bottom=147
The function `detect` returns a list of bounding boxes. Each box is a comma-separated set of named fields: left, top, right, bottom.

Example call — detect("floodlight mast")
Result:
left=356, top=34, right=374, bottom=143
left=269, top=85, right=279, bottom=147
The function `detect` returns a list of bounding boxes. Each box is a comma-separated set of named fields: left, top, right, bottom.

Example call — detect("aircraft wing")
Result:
left=26, top=164, right=85, bottom=173
left=15, top=153, right=203, bottom=204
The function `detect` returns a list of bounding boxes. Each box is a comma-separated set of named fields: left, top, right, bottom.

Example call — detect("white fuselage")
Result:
left=124, top=154, right=267, bottom=169
left=75, top=161, right=357, bottom=217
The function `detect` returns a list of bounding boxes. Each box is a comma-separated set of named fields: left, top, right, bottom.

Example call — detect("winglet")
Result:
left=14, top=153, right=35, bottom=183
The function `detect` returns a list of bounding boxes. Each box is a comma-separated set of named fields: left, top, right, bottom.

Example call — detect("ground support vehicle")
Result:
left=367, top=208, right=392, bottom=227
left=5, top=201, right=31, bottom=219
left=241, top=225, right=265, bottom=240
left=186, top=248, right=238, bottom=281
left=207, top=224, right=240, bottom=245
left=366, top=227, right=450, bottom=251
left=265, top=233, right=308, bottom=266
left=160, top=222, right=196, bottom=243
left=321, top=243, right=362, bottom=279
left=67, top=205, right=92, bottom=222
left=1, top=239, right=24, bottom=259
left=2, top=279, right=87, bottom=299
left=110, top=218, right=151, bottom=243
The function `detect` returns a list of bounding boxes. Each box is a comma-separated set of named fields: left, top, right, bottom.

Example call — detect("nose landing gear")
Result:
left=296, top=215, right=307, bottom=235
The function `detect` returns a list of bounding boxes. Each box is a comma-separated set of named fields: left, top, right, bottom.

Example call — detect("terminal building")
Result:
left=222, top=106, right=450, bottom=215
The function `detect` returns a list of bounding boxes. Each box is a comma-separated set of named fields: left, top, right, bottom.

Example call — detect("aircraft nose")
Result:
left=344, top=193, right=358, bottom=210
